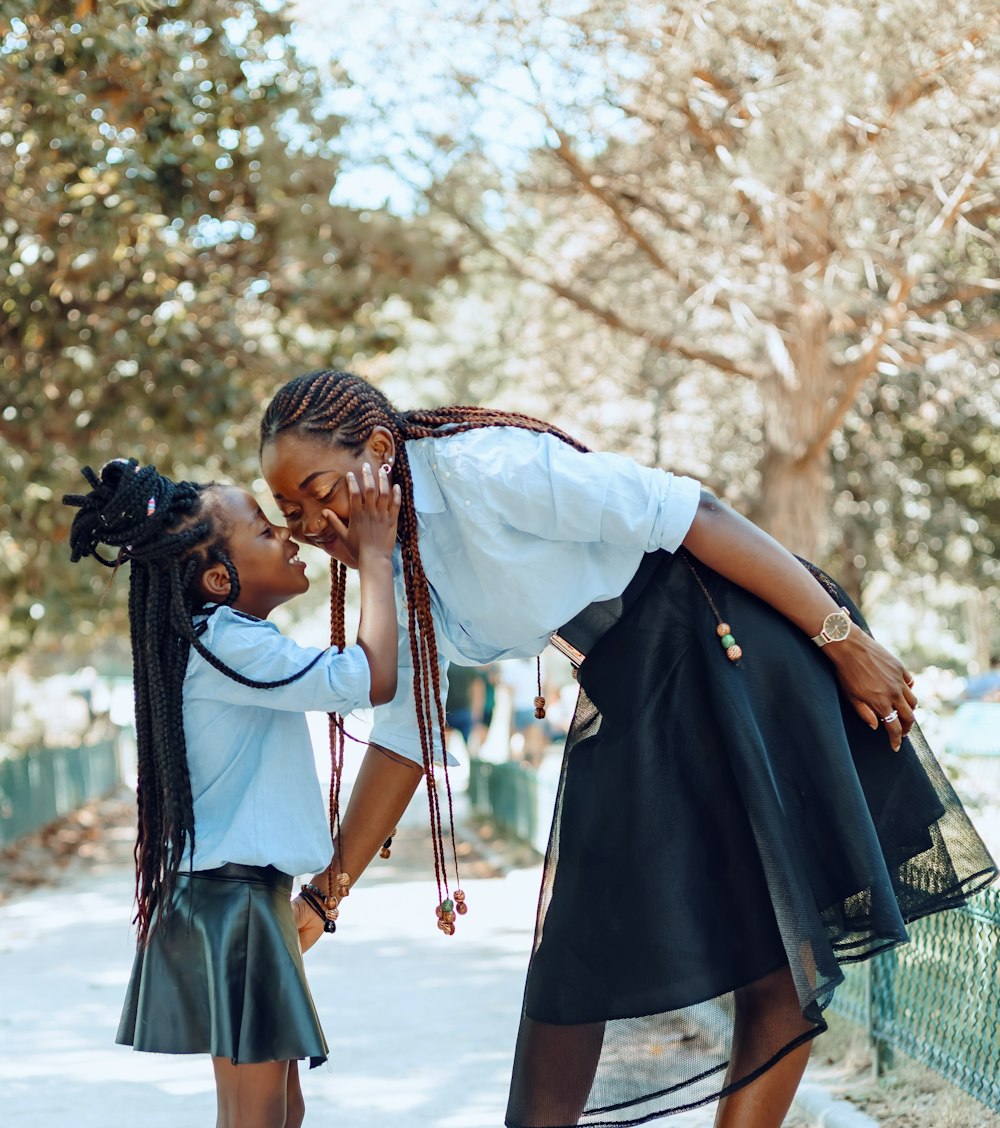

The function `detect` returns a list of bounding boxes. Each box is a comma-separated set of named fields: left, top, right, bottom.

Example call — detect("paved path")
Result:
left=0, top=823, right=722, bottom=1127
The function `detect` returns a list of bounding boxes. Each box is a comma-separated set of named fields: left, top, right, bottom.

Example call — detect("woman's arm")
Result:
left=682, top=490, right=917, bottom=749
left=302, top=743, right=423, bottom=940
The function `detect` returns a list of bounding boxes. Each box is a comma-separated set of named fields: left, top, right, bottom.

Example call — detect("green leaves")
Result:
left=0, top=1, right=455, bottom=661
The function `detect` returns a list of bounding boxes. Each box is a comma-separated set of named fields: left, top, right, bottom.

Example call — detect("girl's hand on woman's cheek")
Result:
left=321, top=507, right=361, bottom=568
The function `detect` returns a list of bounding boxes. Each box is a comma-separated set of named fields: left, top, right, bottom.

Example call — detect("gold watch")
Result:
left=811, top=608, right=851, bottom=647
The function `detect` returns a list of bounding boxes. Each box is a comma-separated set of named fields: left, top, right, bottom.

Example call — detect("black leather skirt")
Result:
left=117, top=863, right=328, bottom=1067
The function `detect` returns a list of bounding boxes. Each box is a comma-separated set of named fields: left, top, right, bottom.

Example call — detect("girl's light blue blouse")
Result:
left=183, top=606, right=371, bottom=875
left=369, top=427, right=702, bottom=765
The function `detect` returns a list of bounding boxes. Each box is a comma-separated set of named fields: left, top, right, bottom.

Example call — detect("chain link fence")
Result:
left=831, top=886, right=1000, bottom=1110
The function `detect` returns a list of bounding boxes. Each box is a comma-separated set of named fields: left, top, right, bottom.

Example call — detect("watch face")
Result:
left=824, top=611, right=850, bottom=641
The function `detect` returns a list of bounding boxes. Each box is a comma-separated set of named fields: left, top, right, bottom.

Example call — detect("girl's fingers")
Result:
left=323, top=508, right=349, bottom=539
left=377, top=463, right=392, bottom=508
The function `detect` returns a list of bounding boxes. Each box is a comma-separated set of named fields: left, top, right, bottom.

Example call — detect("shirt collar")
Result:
left=406, top=439, right=447, bottom=514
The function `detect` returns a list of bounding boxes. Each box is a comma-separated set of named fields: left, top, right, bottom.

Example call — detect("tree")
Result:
left=0, top=0, right=455, bottom=660
left=315, top=0, right=1000, bottom=566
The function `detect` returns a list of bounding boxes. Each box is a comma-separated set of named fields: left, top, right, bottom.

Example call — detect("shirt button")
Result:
left=464, top=499, right=470, bottom=506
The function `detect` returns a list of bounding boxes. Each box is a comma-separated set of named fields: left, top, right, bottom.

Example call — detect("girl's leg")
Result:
left=506, top=1019, right=606, bottom=1127
left=212, top=1057, right=290, bottom=1128
left=713, top=966, right=813, bottom=1128
left=285, top=1061, right=305, bottom=1128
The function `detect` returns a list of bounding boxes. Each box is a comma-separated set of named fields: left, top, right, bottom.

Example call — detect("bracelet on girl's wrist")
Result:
left=299, top=884, right=339, bottom=934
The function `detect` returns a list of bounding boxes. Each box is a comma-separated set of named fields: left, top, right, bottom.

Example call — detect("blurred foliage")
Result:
left=0, top=0, right=457, bottom=661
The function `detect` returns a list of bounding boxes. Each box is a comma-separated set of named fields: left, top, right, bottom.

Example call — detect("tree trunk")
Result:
left=749, top=299, right=835, bottom=562
left=750, top=445, right=829, bottom=560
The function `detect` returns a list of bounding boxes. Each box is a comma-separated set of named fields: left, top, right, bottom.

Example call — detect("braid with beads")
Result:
left=64, top=458, right=326, bottom=941
left=260, top=370, right=590, bottom=929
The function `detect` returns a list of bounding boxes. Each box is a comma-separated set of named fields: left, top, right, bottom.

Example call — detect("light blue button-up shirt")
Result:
left=183, top=606, right=371, bottom=875
left=369, top=427, right=701, bottom=765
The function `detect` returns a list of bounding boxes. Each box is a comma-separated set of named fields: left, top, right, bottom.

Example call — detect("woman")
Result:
left=259, top=370, right=996, bottom=1128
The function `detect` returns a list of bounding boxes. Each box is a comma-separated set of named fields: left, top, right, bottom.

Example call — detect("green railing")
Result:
left=0, top=736, right=121, bottom=849
left=468, top=758, right=540, bottom=848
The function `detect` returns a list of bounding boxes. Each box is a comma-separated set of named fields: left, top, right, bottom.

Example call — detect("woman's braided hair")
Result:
left=260, top=370, right=588, bottom=919
left=64, top=458, right=323, bottom=940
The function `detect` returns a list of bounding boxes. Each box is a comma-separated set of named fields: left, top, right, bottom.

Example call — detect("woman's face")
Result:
left=261, top=428, right=395, bottom=569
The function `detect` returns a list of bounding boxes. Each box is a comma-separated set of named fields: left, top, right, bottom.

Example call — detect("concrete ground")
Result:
left=0, top=822, right=729, bottom=1127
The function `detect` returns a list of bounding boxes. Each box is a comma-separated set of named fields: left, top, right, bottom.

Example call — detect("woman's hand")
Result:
left=824, top=631, right=918, bottom=751
left=682, top=492, right=918, bottom=752
left=291, top=893, right=325, bottom=954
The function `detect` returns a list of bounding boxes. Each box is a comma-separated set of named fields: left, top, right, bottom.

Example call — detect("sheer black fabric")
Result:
left=506, top=551, right=997, bottom=1127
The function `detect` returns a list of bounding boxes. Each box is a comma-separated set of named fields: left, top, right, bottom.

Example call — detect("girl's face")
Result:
left=205, top=487, right=308, bottom=619
left=261, top=428, right=395, bottom=569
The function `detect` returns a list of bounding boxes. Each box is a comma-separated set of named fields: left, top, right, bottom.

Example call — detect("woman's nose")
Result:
left=303, top=508, right=328, bottom=537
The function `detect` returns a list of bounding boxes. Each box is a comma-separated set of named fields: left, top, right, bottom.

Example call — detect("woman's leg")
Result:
left=212, top=1058, right=290, bottom=1128
left=506, top=1019, right=606, bottom=1127
left=713, top=966, right=813, bottom=1128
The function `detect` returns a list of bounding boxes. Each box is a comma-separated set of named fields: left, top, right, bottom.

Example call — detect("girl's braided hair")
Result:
left=64, top=458, right=322, bottom=940
left=259, top=370, right=587, bottom=916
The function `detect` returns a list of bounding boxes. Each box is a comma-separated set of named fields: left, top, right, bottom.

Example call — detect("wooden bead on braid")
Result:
left=532, top=658, right=547, bottom=717
left=379, top=827, right=398, bottom=859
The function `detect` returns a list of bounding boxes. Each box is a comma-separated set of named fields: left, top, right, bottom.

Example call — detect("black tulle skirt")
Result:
left=117, top=863, right=328, bottom=1068
left=506, top=551, right=997, bottom=1127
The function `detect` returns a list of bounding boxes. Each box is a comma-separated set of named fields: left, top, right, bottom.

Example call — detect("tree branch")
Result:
left=805, top=276, right=916, bottom=460
left=429, top=189, right=766, bottom=382
left=547, top=128, right=680, bottom=282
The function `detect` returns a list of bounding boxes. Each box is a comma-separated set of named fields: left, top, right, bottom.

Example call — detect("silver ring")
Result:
left=882, top=709, right=899, bottom=724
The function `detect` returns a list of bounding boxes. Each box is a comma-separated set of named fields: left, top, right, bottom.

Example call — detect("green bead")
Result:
left=440, top=899, right=453, bottom=913
left=721, top=634, right=735, bottom=648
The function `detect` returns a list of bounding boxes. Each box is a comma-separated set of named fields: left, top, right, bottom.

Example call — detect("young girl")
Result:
left=257, top=369, right=996, bottom=1128
left=64, top=455, right=400, bottom=1128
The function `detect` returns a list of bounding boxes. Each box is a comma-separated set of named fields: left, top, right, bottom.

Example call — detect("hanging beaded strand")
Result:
left=320, top=560, right=352, bottom=934
left=681, top=551, right=743, bottom=663
left=426, top=628, right=468, bottom=933
left=534, top=655, right=546, bottom=719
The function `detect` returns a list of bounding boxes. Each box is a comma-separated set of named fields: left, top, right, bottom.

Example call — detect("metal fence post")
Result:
left=868, top=951, right=896, bottom=1078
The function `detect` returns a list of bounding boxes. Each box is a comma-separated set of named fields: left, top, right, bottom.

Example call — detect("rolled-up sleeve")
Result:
left=186, top=613, right=371, bottom=716
left=369, top=618, right=456, bottom=766
left=647, top=471, right=702, bottom=553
